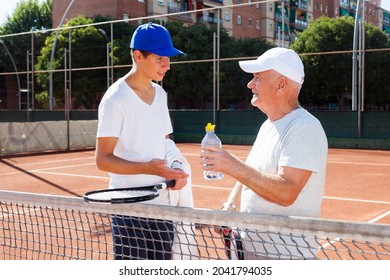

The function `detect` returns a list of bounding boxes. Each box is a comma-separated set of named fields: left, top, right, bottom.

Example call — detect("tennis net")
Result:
left=1, top=190, right=389, bottom=260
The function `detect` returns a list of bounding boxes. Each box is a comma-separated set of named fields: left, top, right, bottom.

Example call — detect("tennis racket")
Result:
left=218, top=181, right=244, bottom=260
left=83, top=180, right=175, bottom=204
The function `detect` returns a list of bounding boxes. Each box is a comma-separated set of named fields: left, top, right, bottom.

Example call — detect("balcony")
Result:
left=292, top=18, right=307, bottom=29
left=197, top=14, right=222, bottom=24
left=202, top=0, right=223, bottom=8
left=274, top=31, right=291, bottom=42
left=275, top=13, right=289, bottom=23
left=290, top=0, right=308, bottom=10
left=167, top=6, right=192, bottom=21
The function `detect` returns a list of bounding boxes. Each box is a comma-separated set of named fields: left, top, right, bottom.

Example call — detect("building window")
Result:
left=269, top=23, right=273, bottom=31
left=237, top=15, right=242, bottom=25
left=248, top=18, right=253, bottom=27
left=256, top=20, right=260, bottom=30
left=138, top=0, right=144, bottom=2
left=225, top=11, right=230, bottom=21
left=123, top=13, right=130, bottom=23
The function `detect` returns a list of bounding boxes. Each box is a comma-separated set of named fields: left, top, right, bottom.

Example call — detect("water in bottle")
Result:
left=201, top=123, right=224, bottom=180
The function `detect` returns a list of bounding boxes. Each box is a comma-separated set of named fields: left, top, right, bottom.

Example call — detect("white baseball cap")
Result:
left=238, top=47, right=305, bottom=85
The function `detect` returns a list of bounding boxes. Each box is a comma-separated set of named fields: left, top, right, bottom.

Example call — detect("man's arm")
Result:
left=201, top=147, right=312, bottom=206
left=96, top=137, right=188, bottom=188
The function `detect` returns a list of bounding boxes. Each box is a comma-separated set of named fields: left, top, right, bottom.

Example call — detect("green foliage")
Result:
left=292, top=16, right=390, bottom=109
left=0, top=0, right=52, bottom=102
left=3, top=7, right=389, bottom=111
left=35, top=16, right=109, bottom=108
left=162, top=22, right=273, bottom=109
left=0, top=0, right=52, bottom=35
left=35, top=91, right=50, bottom=109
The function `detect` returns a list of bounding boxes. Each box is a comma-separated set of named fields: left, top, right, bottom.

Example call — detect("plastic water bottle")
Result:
left=201, top=123, right=224, bottom=180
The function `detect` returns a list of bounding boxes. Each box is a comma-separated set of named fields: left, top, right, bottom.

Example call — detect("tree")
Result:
left=0, top=0, right=52, bottom=73
left=292, top=16, right=390, bottom=110
left=35, top=16, right=111, bottom=108
left=0, top=0, right=52, bottom=109
left=162, top=22, right=273, bottom=109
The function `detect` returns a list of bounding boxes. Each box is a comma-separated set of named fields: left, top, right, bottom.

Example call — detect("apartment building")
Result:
left=53, top=0, right=390, bottom=46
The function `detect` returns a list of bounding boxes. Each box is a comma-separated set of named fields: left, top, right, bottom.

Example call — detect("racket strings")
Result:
left=88, top=189, right=156, bottom=200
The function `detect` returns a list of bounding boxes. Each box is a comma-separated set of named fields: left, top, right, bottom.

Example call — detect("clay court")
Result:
left=1, top=144, right=389, bottom=225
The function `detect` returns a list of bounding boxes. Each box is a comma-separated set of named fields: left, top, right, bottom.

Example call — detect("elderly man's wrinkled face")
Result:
left=247, top=70, right=281, bottom=109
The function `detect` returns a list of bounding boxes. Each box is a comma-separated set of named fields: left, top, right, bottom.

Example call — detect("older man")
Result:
left=201, top=47, right=328, bottom=259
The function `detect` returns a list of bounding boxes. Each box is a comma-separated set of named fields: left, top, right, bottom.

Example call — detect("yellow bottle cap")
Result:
left=205, top=122, right=215, bottom=132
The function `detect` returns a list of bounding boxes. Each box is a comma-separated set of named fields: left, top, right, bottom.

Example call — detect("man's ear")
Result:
left=133, top=50, right=143, bottom=61
left=277, top=76, right=287, bottom=90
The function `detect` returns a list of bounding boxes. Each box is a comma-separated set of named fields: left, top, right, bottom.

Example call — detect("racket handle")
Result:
left=165, top=180, right=176, bottom=188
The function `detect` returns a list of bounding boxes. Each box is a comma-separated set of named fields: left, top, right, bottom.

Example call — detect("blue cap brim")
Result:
left=149, top=47, right=186, bottom=57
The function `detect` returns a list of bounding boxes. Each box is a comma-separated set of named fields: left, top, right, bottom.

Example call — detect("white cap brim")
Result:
left=239, top=60, right=270, bottom=74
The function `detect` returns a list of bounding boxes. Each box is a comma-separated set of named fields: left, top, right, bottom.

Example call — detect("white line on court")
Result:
left=321, top=210, right=390, bottom=249
left=184, top=152, right=390, bottom=166
left=35, top=170, right=109, bottom=180
left=327, top=160, right=390, bottom=166
left=183, top=152, right=248, bottom=160
left=367, top=210, right=390, bottom=223
left=1, top=162, right=96, bottom=176
left=1, top=156, right=95, bottom=168
left=192, top=184, right=390, bottom=205
left=322, top=196, right=390, bottom=205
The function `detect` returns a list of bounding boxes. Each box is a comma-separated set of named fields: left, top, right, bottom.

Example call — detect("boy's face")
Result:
left=136, top=51, right=171, bottom=82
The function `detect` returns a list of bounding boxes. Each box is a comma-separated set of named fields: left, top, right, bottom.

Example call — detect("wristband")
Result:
left=171, top=160, right=183, bottom=170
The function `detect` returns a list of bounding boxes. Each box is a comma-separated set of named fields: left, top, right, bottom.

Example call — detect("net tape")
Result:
left=1, top=190, right=389, bottom=260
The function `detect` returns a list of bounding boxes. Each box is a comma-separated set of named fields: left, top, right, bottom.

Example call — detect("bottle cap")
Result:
left=205, top=123, right=215, bottom=132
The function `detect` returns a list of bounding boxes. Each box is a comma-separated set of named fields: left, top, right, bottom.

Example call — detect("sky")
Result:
left=1, top=0, right=390, bottom=26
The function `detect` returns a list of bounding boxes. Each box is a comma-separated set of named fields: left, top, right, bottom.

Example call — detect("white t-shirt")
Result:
left=240, top=107, right=328, bottom=259
left=97, top=77, right=173, bottom=205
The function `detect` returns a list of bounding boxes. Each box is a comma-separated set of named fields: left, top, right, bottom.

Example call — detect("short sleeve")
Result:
left=97, top=98, right=124, bottom=138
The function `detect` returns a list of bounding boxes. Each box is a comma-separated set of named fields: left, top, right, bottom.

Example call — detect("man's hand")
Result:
left=148, top=159, right=188, bottom=190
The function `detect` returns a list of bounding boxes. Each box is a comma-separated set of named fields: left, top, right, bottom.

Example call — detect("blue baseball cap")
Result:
left=130, top=22, right=185, bottom=57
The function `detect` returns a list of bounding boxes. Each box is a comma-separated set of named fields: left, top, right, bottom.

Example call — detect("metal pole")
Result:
left=68, top=29, right=72, bottom=108
left=361, top=0, right=365, bottom=112
left=281, top=0, right=285, bottom=48
left=64, top=47, right=67, bottom=109
left=0, top=39, right=21, bottom=109
left=106, top=43, right=110, bottom=89
left=217, top=8, right=220, bottom=112
left=64, top=46, right=70, bottom=151
left=98, top=28, right=110, bottom=89
left=358, top=19, right=362, bottom=138
left=352, top=0, right=361, bottom=111
left=31, top=32, right=35, bottom=110
left=110, top=22, right=114, bottom=86
left=26, top=51, right=30, bottom=121
left=49, top=0, right=76, bottom=110
left=213, top=32, right=216, bottom=125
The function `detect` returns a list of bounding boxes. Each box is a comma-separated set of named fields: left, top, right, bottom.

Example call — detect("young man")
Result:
left=201, top=48, right=328, bottom=259
left=96, top=22, right=193, bottom=260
